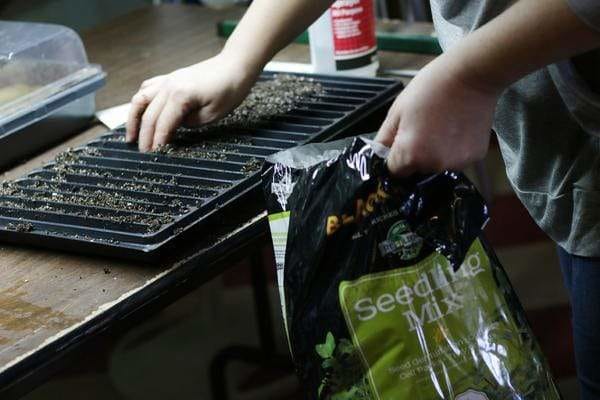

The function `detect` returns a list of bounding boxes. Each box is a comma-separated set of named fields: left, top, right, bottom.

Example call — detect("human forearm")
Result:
left=375, top=0, right=600, bottom=176
left=221, top=0, right=333, bottom=77
left=126, top=0, right=334, bottom=150
left=445, top=0, right=600, bottom=93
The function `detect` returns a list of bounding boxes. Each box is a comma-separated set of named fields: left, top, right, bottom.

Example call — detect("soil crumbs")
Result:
left=176, top=74, right=324, bottom=136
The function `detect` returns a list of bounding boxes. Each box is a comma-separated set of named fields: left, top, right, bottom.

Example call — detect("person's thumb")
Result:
left=374, top=108, right=400, bottom=147
left=386, top=137, right=416, bottom=178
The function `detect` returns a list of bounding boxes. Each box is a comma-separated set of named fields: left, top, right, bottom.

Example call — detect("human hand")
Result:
left=126, top=53, right=259, bottom=152
left=375, top=53, right=501, bottom=177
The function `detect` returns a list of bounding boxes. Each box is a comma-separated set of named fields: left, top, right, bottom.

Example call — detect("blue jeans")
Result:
left=558, top=247, right=600, bottom=399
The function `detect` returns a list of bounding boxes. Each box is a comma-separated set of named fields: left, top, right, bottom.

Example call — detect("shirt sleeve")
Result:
left=567, top=0, right=600, bottom=32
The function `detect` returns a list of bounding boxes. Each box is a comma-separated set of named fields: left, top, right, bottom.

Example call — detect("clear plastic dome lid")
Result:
left=0, top=21, right=105, bottom=134
left=0, top=21, right=89, bottom=65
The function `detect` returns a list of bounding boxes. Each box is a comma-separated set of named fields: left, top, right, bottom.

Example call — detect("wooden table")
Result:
left=0, top=5, right=435, bottom=398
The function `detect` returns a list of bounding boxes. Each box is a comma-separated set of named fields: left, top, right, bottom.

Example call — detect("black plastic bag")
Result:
left=263, top=136, right=560, bottom=400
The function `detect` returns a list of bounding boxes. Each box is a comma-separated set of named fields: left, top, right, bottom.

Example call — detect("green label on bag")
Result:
left=339, top=239, right=558, bottom=399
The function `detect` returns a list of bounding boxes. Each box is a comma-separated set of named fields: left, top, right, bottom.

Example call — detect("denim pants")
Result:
left=558, top=247, right=600, bottom=399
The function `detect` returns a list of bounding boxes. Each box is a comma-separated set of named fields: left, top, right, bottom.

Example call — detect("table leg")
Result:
left=209, top=250, right=294, bottom=400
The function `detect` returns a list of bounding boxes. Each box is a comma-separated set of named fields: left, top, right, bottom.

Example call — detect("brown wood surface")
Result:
left=0, top=4, right=434, bottom=378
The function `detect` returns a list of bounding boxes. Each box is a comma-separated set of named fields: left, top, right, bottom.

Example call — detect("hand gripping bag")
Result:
left=263, top=136, right=561, bottom=400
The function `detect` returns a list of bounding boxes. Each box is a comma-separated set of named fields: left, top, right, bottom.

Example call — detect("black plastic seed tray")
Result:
left=0, top=72, right=403, bottom=261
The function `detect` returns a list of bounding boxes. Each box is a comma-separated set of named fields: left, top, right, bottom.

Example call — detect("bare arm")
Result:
left=221, top=0, right=333, bottom=74
left=377, top=0, right=600, bottom=176
left=127, top=0, right=332, bottom=151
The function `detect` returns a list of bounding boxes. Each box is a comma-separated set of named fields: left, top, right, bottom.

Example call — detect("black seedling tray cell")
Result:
left=0, top=72, right=403, bottom=261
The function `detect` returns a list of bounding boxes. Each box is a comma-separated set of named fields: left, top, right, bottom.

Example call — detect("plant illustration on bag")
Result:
left=316, top=332, right=374, bottom=400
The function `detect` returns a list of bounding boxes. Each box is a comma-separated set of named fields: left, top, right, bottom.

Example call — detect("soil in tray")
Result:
left=0, top=148, right=220, bottom=234
left=171, top=134, right=256, bottom=148
left=1, top=182, right=190, bottom=215
left=176, top=74, right=324, bottom=136
left=47, top=164, right=227, bottom=195
left=47, top=148, right=227, bottom=191
left=241, top=158, right=263, bottom=175
left=0, top=196, right=174, bottom=230
left=5, top=222, right=34, bottom=233
left=0, top=150, right=181, bottom=233
left=153, top=144, right=230, bottom=161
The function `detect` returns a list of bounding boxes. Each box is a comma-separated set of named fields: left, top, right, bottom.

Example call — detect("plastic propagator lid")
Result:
left=0, top=21, right=106, bottom=136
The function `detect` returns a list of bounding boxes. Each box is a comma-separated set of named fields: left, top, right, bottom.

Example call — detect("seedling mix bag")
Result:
left=263, top=137, right=560, bottom=400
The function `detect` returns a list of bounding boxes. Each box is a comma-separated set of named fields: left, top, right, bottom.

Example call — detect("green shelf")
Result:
left=216, top=20, right=442, bottom=56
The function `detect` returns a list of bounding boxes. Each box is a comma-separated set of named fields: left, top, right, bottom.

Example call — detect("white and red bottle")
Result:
left=309, top=0, right=379, bottom=77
